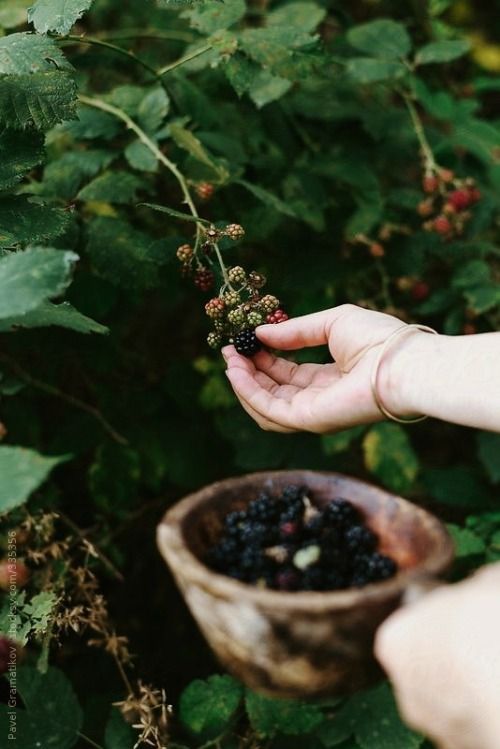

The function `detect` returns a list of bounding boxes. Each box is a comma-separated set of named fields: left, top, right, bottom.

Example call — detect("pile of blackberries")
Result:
left=205, top=486, right=397, bottom=591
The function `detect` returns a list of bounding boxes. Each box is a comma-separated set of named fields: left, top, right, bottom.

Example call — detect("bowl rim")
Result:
left=157, top=470, right=455, bottom=611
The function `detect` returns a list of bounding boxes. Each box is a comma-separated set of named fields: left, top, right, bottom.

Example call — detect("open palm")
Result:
left=223, top=305, right=409, bottom=433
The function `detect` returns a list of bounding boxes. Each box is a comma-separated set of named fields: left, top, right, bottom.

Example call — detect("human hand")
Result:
left=222, top=304, right=419, bottom=433
left=375, top=564, right=500, bottom=749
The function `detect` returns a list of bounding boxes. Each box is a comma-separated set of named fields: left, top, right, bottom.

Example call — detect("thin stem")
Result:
left=59, top=35, right=159, bottom=80
left=0, top=353, right=128, bottom=445
left=77, top=732, right=105, bottom=749
left=213, top=242, right=233, bottom=289
left=96, top=29, right=195, bottom=43
left=58, top=511, right=124, bottom=582
left=400, top=89, right=437, bottom=173
left=157, top=44, right=213, bottom=76
left=79, top=95, right=202, bottom=247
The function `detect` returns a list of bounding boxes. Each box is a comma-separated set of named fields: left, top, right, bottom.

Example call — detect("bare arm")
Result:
left=380, top=329, right=500, bottom=432
left=223, top=305, right=500, bottom=434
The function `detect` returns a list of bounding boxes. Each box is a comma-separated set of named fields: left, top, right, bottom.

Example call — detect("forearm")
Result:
left=380, top=330, right=500, bottom=432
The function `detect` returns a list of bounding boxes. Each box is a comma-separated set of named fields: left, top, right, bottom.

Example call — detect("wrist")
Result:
left=377, top=329, right=442, bottom=419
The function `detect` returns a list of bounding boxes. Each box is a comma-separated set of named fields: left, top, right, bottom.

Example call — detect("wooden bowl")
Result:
left=157, top=470, right=454, bottom=699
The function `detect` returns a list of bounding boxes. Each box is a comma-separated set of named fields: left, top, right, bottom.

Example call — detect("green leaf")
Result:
left=125, top=139, right=158, bottom=172
left=249, top=68, right=292, bottom=108
left=347, top=20, right=412, bottom=59
left=0, top=246, right=77, bottom=319
left=267, top=2, right=326, bottom=33
left=37, top=148, right=114, bottom=199
left=0, top=128, right=45, bottom=191
left=0, top=300, right=108, bottom=334
left=0, top=71, right=77, bottom=130
left=0, top=666, right=82, bottom=748
left=0, top=32, right=73, bottom=75
left=0, top=446, right=65, bottom=513
left=245, top=691, right=323, bottom=736
left=416, top=39, right=470, bottom=65
left=0, top=197, right=71, bottom=248
left=170, top=122, right=229, bottom=181
left=346, top=58, right=407, bottom=84
left=422, top=466, right=491, bottom=507
left=105, top=707, right=136, bottom=749
left=321, top=426, right=366, bottom=456
left=464, top=284, right=500, bottom=314
left=179, top=675, right=243, bottom=738
left=64, top=104, right=121, bottom=140
left=0, top=1, right=30, bottom=30
left=28, top=0, right=94, bottom=34
left=77, top=170, right=146, bottom=204
left=86, top=217, right=173, bottom=288
left=140, top=202, right=211, bottom=226
left=452, top=259, right=490, bottom=288
left=477, top=431, right=500, bottom=484
left=182, top=0, right=245, bottom=34
left=137, top=86, right=169, bottom=133
left=446, top=523, right=486, bottom=558
left=338, top=682, right=423, bottom=749
left=24, top=590, right=58, bottom=634
left=239, top=26, right=318, bottom=76
left=236, top=179, right=296, bottom=218
left=363, top=423, right=419, bottom=493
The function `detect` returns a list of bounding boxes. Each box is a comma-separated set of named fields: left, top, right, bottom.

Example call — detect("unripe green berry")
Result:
left=248, top=311, right=264, bottom=327
left=225, top=223, right=245, bottom=240
left=260, top=295, right=280, bottom=313
left=207, top=331, right=222, bottom=349
left=227, top=307, right=246, bottom=326
left=223, top=290, right=241, bottom=307
left=228, top=266, right=246, bottom=285
left=205, top=297, right=225, bottom=319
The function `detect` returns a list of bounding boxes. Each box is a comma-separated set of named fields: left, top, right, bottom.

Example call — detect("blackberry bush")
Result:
left=1, top=0, right=499, bottom=747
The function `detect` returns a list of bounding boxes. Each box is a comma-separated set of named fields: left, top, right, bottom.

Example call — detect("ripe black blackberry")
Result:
left=367, top=552, right=397, bottom=581
left=247, top=493, right=280, bottom=523
left=324, top=498, right=359, bottom=529
left=344, top=525, right=377, bottom=553
left=282, top=485, right=305, bottom=503
left=205, top=486, right=397, bottom=593
left=234, top=329, right=261, bottom=357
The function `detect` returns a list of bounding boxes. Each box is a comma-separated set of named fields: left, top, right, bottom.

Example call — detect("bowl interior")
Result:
left=173, top=470, right=452, bottom=579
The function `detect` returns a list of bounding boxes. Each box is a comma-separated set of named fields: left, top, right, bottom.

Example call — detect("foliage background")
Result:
left=0, top=0, right=499, bottom=747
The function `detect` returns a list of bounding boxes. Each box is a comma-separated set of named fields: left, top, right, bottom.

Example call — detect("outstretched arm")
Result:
left=223, top=304, right=500, bottom=434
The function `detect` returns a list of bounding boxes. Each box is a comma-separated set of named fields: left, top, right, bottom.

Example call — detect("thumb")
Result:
left=256, top=305, right=355, bottom=350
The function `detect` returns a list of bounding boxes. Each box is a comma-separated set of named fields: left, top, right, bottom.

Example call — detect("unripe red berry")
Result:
left=449, top=189, right=471, bottom=211
left=439, top=168, right=454, bottom=183
left=411, top=281, right=430, bottom=302
left=205, top=297, right=225, bottom=319
left=195, top=182, right=215, bottom=200
left=443, top=202, right=457, bottom=215
left=469, top=187, right=481, bottom=203
left=194, top=268, right=214, bottom=292
left=417, top=199, right=434, bottom=217
left=266, top=309, right=289, bottom=324
left=434, top=215, right=452, bottom=235
left=369, top=242, right=385, bottom=258
left=463, top=323, right=476, bottom=335
left=423, top=175, right=439, bottom=193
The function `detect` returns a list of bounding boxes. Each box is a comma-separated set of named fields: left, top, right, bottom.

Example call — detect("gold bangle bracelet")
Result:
left=370, top=323, right=438, bottom=424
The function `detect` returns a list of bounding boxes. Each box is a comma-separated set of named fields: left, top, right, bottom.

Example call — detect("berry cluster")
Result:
left=175, top=222, right=288, bottom=354
left=205, top=486, right=398, bottom=591
left=419, top=170, right=481, bottom=239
